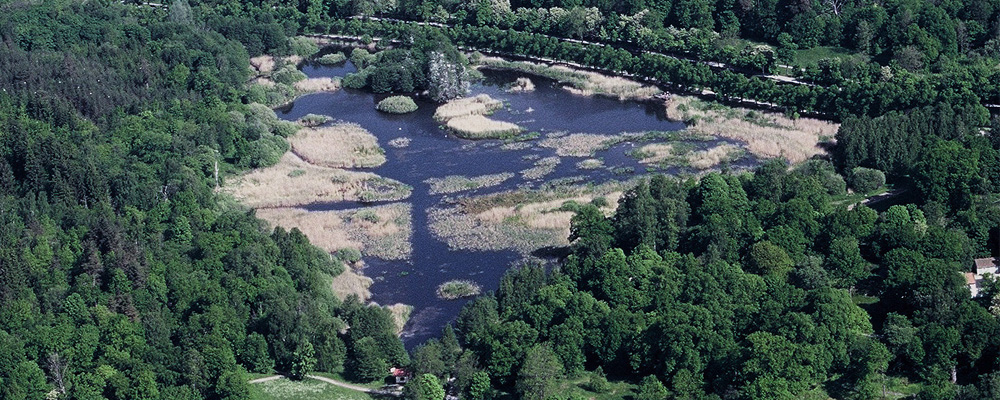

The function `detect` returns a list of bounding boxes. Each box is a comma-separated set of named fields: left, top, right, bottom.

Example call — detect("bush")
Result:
left=850, top=167, right=886, bottom=194
left=343, top=69, right=371, bottom=89
left=350, top=48, right=376, bottom=69
left=376, top=96, right=419, bottom=114
left=316, top=52, right=346, bottom=65
left=586, top=370, right=611, bottom=393
left=272, top=66, right=306, bottom=85
left=289, top=36, right=319, bottom=58
left=335, top=248, right=362, bottom=264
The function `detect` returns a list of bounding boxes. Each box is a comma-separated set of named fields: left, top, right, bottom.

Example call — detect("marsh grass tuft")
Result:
left=477, top=57, right=660, bottom=100
left=434, top=95, right=523, bottom=139
left=425, top=173, right=516, bottom=195
left=436, top=280, right=482, bottom=300
left=387, top=137, right=411, bottom=148
left=298, top=114, right=331, bottom=127
left=289, top=123, right=386, bottom=168
left=521, top=156, right=561, bottom=180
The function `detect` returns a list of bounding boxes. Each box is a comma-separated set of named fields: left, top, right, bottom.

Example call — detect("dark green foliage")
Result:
left=849, top=167, right=886, bottom=194
left=0, top=2, right=404, bottom=398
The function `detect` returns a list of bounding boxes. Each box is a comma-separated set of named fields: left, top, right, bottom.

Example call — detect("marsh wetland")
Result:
left=236, top=54, right=833, bottom=345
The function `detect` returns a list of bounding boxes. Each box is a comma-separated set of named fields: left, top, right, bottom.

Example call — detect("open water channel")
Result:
left=277, top=56, right=754, bottom=346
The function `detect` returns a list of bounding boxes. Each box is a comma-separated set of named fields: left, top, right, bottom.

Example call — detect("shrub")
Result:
left=335, top=248, right=362, bottom=264
left=849, top=167, right=886, bottom=194
left=586, top=368, right=611, bottom=393
left=288, top=36, right=319, bottom=58
left=350, top=48, right=376, bottom=69
left=298, top=113, right=331, bottom=127
left=272, top=66, right=307, bottom=85
left=590, top=197, right=609, bottom=208
left=342, top=69, right=370, bottom=89
left=436, top=280, right=482, bottom=299
left=376, top=96, right=419, bottom=114
left=316, top=52, right=346, bottom=65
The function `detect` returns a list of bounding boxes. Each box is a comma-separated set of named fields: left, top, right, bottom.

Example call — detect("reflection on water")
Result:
left=277, top=58, right=753, bottom=346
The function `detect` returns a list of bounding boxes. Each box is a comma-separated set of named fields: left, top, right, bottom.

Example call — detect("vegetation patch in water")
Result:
left=289, top=123, right=386, bottom=168
left=376, top=95, right=419, bottom=114
left=298, top=113, right=331, bottom=127
left=424, top=173, right=516, bottom=195
left=507, top=77, right=536, bottom=92
left=387, top=137, right=412, bottom=148
left=576, top=159, right=604, bottom=169
left=436, top=280, right=482, bottom=300
left=476, top=56, right=660, bottom=100
left=521, top=156, right=561, bottom=180
left=316, top=51, right=347, bottom=65
left=434, top=95, right=523, bottom=139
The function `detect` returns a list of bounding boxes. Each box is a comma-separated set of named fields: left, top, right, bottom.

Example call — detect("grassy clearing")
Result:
left=226, top=152, right=410, bottom=208
left=793, top=46, right=861, bottom=65
left=477, top=56, right=661, bottom=100
left=557, top=371, right=638, bottom=400
left=289, top=124, right=386, bottom=168
left=507, top=77, right=536, bottom=92
left=666, top=96, right=837, bottom=163
left=430, top=183, right=625, bottom=253
left=376, top=96, right=418, bottom=114
left=384, top=303, right=413, bottom=335
left=424, top=173, right=515, bottom=195
left=436, top=280, right=482, bottom=300
left=256, top=203, right=413, bottom=261
left=521, top=156, right=561, bottom=180
left=253, top=376, right=374, bottom=400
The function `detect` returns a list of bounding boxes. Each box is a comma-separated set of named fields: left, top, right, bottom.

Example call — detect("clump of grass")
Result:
left=376, top=96, right=419, bottom=114
left=289, top=123, right=386, bottom=168
left=434, top=94, right=503, bottom=120
left=298, top=114, right=331, bottom=127
left=507, top=77, right=536, bottom=92
left=288, top=169, right=306, bottom=177
left=317, top=52, right=347, bottom=65
left=436, top=280, right=482, bottom=300
left=687, top=144, right=744, bottom=169
left=424, top=173, right=515, bottom=195
left=387, top=137, right=411, bottom=148
left=576, top=159, right=604, bottom=169
left=330, top=268, right=373, bottom=301
left=521, top=156, right=561, bottom=180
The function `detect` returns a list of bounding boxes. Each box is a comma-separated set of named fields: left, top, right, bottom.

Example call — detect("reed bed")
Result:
left=477, top=56, right=660, bottom=101
left=330, top=268, right=373, bottom=301
left=666, top=96, right=837, bottom=163
left=687, top=144, right=744, bottom=169
left=521, top=156, right=561, bottom=180
left=435, top=95, right=522, bottom=139
left=436, top=280, right=482, bottom=300
left=424, top=173, right=515, bottom=195
left=293, top=77, right=341, bottom=93
left=255, top=203, right=412, bottom=261
left=433, top=94, right=503, bottom=120
left=289, top=123, right=386, bottom=168
left=225, top=153, right=410, bottom=208
left=429, top=183, right=625, bottom=253
left=576, top=159, right=604, bottom=169
left=539, top=133, right=617, bottom=157
left=298, top=113, right=332, bottom=127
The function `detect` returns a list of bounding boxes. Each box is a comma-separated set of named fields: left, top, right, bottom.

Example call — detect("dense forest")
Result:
left=3, top=0, right=1000, bottom=399
left=0, top=1, right=405, bottom=399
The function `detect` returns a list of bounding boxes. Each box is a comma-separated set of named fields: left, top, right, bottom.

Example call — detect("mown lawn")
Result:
left=252, top=377, right=375, bottom=400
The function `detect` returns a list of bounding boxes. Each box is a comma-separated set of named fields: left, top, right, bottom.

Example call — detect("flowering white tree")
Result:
left=426, top=51, right=469, bottom=102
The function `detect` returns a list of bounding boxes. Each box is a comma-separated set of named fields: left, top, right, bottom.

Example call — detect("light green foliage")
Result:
left=635, top=375, right=668, bottom=400
left=289, top=36, right=320, bottom=58
left=317, top=52, right=347, bottom=65
left=468, top=371, right=492, bottom=400
left=403, top=373, right=445, bottom=400
left=516, top=343, right=563, bottom=400
left=350, top=49, right=376, bottom=70
left=272, top=66, right=308, bottom=85
left=290, top=342, right=317, bottom=380
left=376, top=96, right=419, bottom=114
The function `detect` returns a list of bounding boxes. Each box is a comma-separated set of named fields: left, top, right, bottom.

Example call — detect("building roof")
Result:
left=975, top=257, right=1000, bottom=271
left=390, top=367, right=409, bottom=377
left=965, top=272, right=977, bottom=285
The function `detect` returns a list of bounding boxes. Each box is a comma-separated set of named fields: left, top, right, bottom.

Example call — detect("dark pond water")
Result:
left=278, top=59, right=752, bottom=346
